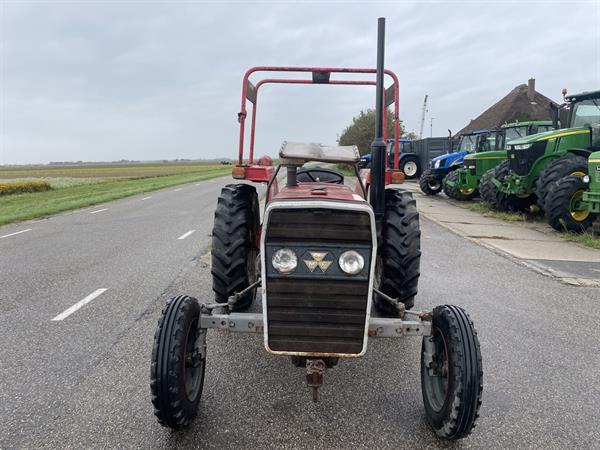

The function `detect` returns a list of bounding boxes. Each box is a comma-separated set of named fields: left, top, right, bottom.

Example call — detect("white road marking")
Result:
left=174, top=188, right=182, bottom=192
left=141, top=196, right=152, bottom=200
left=178, top=230, right=196, bottom=240
left=51, top=288, right=108, bottom=321
left=0, top=228, right=32, bottom=239
left=195, top=183, right=201, bottom=186
left=90, top=208, right=108, bottom=214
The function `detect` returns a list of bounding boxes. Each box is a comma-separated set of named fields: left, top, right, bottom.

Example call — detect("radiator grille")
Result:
left=264, top=207, right=372, bottom=355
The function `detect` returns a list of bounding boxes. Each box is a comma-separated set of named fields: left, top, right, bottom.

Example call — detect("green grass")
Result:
left=0, top=167, right=230, bottom=225
left=463, top=202, right=527, bottom=222
left=562, top=231, right=600, bottom=250
left=0, top=162, right=225, bottom=179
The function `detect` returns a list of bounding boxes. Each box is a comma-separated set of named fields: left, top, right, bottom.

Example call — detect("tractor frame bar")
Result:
left=237, top=66, right=401, bottom=174
left=199, top=312, right=432, bottom=338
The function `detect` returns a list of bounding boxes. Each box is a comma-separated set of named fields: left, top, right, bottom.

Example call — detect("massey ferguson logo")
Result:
left=303, top=251, right=333, bottom=273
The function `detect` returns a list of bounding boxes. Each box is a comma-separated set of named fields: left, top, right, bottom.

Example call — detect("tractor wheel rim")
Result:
left=429, top=180, right=441, bottom=190
left=570, top=171, right=586, bottom=177
left=460, top=187, right=475, bottom=195
left=404, top=161, right=417, bottom=177
left=570, top=189, right=590, bottom=221
left=184, top=318, right=203, bottom=401
left=424, top=327, right=449, bottom=412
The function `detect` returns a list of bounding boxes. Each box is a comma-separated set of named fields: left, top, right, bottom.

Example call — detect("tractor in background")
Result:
left=419, top=129, right=496, bottom=196
left=546, top=150, right=600, bottom=232
left=149, top=18, right=483, bottom=441
left=358, top=138, right=422, bottom=179
left=480, top=89, right=600, bottom=215
left=445, top=121, right=554, bottom=201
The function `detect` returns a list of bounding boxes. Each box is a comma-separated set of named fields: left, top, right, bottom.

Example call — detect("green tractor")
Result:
left=444, top=121, right=554, bottom=201
left=480, top=89, right=600, bottom=214
left=545, top=150, right=600, bottom=232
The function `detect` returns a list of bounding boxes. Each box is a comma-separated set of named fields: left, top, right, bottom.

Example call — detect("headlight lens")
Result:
left=272, top=248, right=297, bottom=273
left=513, top=144, right=532, bottom=150
left=434, top=160, right=441, bottom=168
left=338, top=250, right=365, bottom=275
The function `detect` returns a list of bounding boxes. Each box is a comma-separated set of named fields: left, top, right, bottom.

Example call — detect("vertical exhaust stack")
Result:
left=369, top=17, right=387, bottom=221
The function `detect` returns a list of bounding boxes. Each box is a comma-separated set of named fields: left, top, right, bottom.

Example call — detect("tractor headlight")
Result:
left=272, top=248, right=298, bottom=273
left=583, top=175, right=590, bottom=183
left=513, top=144, right=532, bottom=150
left=338, top=250, right=365, bottom=275
left=434, top=160, right=441, bottom=169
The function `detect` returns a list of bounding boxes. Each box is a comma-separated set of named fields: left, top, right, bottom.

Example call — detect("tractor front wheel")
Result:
left=211, top=184, right=260, bottom=309
left=442, top=171, right=477, bottom=201
left=546, top=176, right=595, bottom=232
left=419, top=169, right=443, bottom=195
left=374, top=189, right=421, bottom=315
left=151, top=295, right=205, bottom=430
left=421, top=305, right=483, bottom=441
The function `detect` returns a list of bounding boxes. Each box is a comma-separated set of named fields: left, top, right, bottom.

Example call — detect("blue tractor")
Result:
left=358, top=138, right=422, bottom=179
left=419, top=129, right=496, bottom=195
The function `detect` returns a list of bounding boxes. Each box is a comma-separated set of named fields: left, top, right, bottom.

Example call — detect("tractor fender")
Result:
left=566, top=148, right=593, bottom=158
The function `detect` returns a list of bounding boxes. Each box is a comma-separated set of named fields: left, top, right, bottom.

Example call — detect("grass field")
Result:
left=0, top=162, right=231, bottom=226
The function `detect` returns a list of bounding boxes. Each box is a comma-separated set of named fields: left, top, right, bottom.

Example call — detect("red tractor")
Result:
left=150, top=18, right=483, bottom=441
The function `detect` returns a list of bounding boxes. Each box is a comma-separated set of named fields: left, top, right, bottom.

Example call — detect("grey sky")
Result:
left=1, top=1, right=599, bottom=165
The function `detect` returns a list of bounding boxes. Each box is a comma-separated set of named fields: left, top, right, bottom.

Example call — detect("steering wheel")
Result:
left=296, top=167, right=344, bottom=184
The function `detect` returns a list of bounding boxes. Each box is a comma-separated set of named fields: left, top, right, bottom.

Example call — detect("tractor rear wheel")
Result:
left=546, top=176, right=595, bottom=232
left=419, top=169, right=443, bottom=195
left=211, top=184, right=260, bottom=310
left=151, top=295, right=205, bottom=430
left=374, top=189, right=421, bottom=315
left=536, top=155, right=588, bottom=212
left=400, top=156, right=421, bottom=179
left=421, top=305, right=483, bottom=441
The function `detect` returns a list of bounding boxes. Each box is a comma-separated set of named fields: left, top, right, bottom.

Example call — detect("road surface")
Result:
left=1, top=176, right=599, bottom=449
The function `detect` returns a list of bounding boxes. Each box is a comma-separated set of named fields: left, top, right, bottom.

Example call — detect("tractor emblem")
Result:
left=303, top=251, right=333, bottom=273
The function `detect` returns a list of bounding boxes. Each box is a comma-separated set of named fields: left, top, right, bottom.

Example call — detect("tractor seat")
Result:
left=279, top=141, right=360, bottom=164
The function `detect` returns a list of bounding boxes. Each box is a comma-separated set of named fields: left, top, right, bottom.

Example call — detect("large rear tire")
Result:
left=536, top=155, right=588, bottom=212
left=211, top=184, right=259, bottom=309
left=419, top=169, right=443, bottom=196
left=421, top=305, right=483, bottom=440
left=374, top=189, right=421, bottom=315
left=151, top=295, right=205, bottom=430
left=546, top=176, right=595, bottom=232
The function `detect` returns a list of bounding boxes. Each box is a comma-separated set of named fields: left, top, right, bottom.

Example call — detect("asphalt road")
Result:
left=1, top=177, right=599, bottom=449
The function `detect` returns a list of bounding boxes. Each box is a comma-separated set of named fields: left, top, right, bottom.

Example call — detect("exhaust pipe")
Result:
left=369, top=17, right=387, bottom=221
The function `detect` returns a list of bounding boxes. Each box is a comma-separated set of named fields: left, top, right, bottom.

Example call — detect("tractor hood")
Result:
left=507, top=127, right=590, bottom=146
left=430, top=151, right=467, bottom=169
left=464, top=150, right=506, bottom=161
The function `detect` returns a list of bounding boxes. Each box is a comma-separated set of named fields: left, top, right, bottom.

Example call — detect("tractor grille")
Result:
left=263, top=207, right=373, bottom=356
left=508, top=142, right=546, bottom=175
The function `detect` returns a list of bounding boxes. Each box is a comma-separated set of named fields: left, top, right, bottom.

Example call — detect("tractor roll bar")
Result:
left=238, top=66, right=401, bottom=169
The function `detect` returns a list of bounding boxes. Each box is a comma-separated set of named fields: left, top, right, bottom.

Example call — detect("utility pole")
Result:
left=418, top=94, right=428, bottom=139
left=430, top=117, right=435, bottom=137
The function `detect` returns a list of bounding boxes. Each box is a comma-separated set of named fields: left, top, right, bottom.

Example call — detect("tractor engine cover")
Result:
left=260, top=200, right=376, bottom=357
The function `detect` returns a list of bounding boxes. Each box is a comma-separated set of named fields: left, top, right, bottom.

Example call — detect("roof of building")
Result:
left=457, top=83, right=558, bottom=135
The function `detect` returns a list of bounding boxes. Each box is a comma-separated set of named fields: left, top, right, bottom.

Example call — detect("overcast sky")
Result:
left=1, top=1, right=599, bottom=165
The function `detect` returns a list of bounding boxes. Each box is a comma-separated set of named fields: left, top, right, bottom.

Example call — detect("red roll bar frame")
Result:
left=237, top=66, right=401, bottom=177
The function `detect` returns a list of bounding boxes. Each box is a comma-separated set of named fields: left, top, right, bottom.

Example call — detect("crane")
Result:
left=418, top=94, right=428, bottom=139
